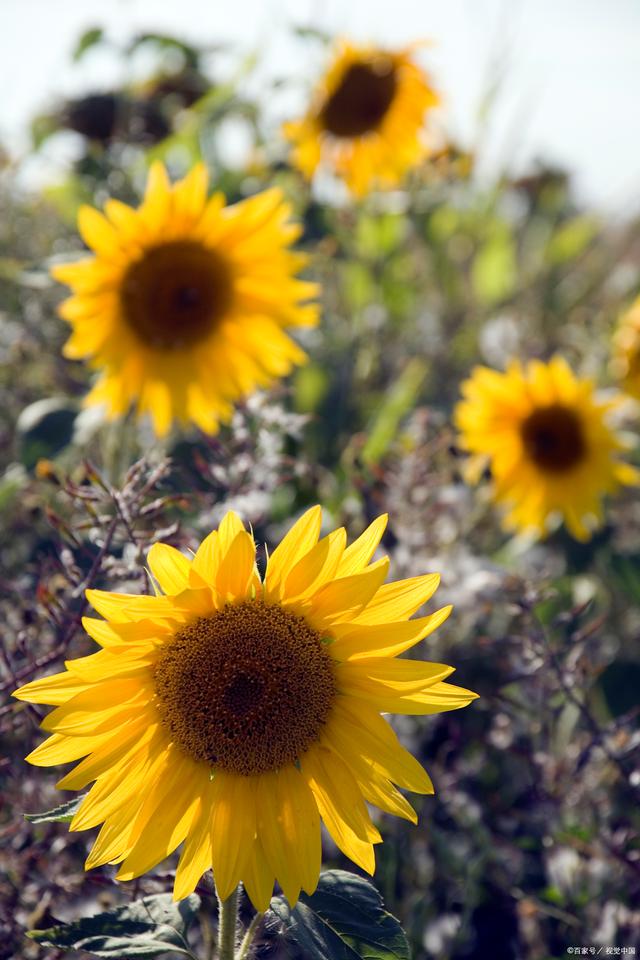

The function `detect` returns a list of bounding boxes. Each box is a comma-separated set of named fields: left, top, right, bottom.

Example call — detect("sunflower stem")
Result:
left=216, top=884, right=239, bottom=960
left=236, top=911, right=264, bottom=960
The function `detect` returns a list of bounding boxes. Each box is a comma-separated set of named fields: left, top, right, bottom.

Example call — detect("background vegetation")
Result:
left=1, top=27, right=639, bottom=960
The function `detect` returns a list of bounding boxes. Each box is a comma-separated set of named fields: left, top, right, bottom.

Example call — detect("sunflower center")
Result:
left=320, top=58, right=398, bottom=138
left=153, top=601, right=336, bottom=775
left=120, top=241, right=233, bottom=350
left=520, top=404, right=586, bottom=472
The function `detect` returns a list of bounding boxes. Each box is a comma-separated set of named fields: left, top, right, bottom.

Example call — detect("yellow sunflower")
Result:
left=14, top=507, right=476, bottom=910
left=455, top=357, right=639, bottom=541
left=612, top=294, right=640, bottom=399
left=52, top=163, right=318, bottom=436
left=283, top=40, right=439, bottom=197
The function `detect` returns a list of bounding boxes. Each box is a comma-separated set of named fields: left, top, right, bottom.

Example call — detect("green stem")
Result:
left=236, top=911, right=264, bottom=960
left=216, top=884, right=239, bottom=960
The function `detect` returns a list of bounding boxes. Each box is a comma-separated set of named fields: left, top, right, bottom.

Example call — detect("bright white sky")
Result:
left=2, top=0, right=639, bottom=214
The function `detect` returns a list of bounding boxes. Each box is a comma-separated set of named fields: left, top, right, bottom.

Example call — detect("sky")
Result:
left=1, top=0, right=639, bottom=214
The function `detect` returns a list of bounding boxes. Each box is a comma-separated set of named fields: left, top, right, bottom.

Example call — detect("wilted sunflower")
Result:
left=52, top=163, right=318, bottom=436
left=283, top=40, right=439, bottom=197
left=455, top=357, right=638, bottom=540
left=14, top=508, right=476, bottom=910
left=612, top=294, right=640, bottom=399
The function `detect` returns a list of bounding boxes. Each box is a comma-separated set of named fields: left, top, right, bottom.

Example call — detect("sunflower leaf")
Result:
left=24, top=794, right=85, bottom=823
left=270, top=869, right=410, bottom=960
left=27, top=893, right=201, bottom=959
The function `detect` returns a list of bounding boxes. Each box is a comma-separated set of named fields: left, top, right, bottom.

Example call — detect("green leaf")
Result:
left=28, top=893, right=200, bottom=959
left=545, top=215, right=598, bottom=264
left=72, top=27, right=104, bottom=62
left=355, top=213, right=405, bottom=260
left=472, top=224, right=517, bottom=306
left=610, top=554, right=640, bottom=605
left=362, top=358, right=428, bottom=466
left=270, top=869, right=410, bottom=960
left=292, top=25, right=333, bottom=44
left=294, top=363, right=330, bottom=413
left=31, top=112, right=60, bottom=150
left=25, top=794, right=85, bottom=824
left=0, top=464, right=26, bottom=513
left=127, top=33, right=201, bottom=70
left=340, top=261, right=375, bottom=312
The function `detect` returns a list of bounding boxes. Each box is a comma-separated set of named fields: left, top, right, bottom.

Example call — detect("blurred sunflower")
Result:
left=283, top=40, right=439, bottom=197
left=14, top=508, right=476, bottom=909
left=52, top=163, right=318, bottom=436
left=612, top=294, right=640, bottom=399
left=455, top=357, right=638, bottom=541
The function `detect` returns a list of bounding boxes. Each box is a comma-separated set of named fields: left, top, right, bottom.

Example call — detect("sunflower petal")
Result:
left=265, top=506, right=323, bottom=599
left=147, top=543, right=193, bottom=595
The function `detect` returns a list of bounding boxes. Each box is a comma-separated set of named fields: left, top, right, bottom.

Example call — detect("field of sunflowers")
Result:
left=1, top=21, right=639, bottom=960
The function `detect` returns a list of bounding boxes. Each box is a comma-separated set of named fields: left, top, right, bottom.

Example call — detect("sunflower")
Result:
left=283, top=40, right=439, bottom=197
left=51, top=163, right=318, bottom=436
left=612, top=294, right=640, bottom=399
left=455, top=357, right=639, bottom=541
left=14, top=508, right=476, bottom=910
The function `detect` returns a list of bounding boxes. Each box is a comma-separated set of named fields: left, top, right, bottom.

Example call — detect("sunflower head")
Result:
left=283, top=40, right=440, bottom=197
left=612, top=294, right=640, bottom=399
left=454, top=357, right=639, bottom=541
left=14, top=507, right=477, bottom=910
left=51, top=163, right=319, bottom=436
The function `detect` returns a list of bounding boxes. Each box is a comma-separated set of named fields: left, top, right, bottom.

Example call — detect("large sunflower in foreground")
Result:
left=455, top=357, right=638, bottom=541
left=14, top=508, right=476, bottom=910
left=612, top=294, right=640, bottom=399
left=52, top=163, right=318, bottom=436
left=283, top=40, right=439, bottom=197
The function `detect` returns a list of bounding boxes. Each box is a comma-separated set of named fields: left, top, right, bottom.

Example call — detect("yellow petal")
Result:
left=302, top=747, right=381, bottom=843
left=257, top=766, right=321, bottom=903
left=379, top=680, right=479, bottom=715
left=13, top=670, right=91, bottom=706
left=116, top=751, right=203, bottom=881
left=81, top=616, right=171, bottom=647
left=283, top=528, right=346, bottom=599
left=190, top=530, right=220, bottom=587
left=85, top=790, right=148, bottom=869
left=330, top=607, right=452, bottom=660
left=336, top=658, right=455, bottom=701
left=301, top=748, right=378, bottom=873
left=326, top=701, right=434, bottom=795
left=304, top=558, right=389, bottom=628
left=71, top=730, right=167, bottom=831
left=56, top=716, right=150, bottom=790
left=25, top=732, right=105, bottom=767
left=215, top=530, right=258, bottom=600
left=86, top=587, right=213, bottom=623
left=264, top=506, right=323, bottom=600
left=336, top=515, right=388, bottom=577
left=353, top=573, right=441, bottom=625
left=64, top=646, right=155, bottom=681
left=41, top=679, right=150, bottom=734
left=217, top=511, right=246, bottom=555
left=174, top=792, right=214, bottom=900
left=77, top=206, right=125, bottom=260
left=172, top=163, right=209, bottom=227
left=243, top=838, right=275, bottom=912
left=209, top=772, right=257, bottom=900
left=140, top=162, right=172, bottom=233
left=359, top=768, right=418, bottom=823
left=85, top=590, right=183, bottom=623
left=147, top=543, right=193, bottom=595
